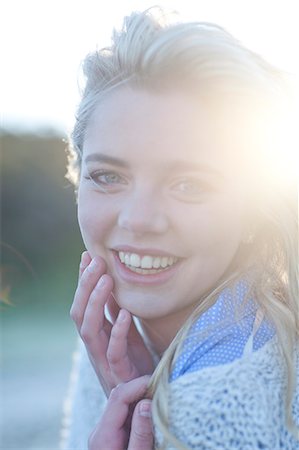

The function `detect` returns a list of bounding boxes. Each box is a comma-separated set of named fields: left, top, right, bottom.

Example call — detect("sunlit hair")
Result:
left=66, top=6, right=299, bottom=448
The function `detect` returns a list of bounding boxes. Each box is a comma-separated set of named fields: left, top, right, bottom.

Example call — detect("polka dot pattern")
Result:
left=170, top=280, right=276, bottom=382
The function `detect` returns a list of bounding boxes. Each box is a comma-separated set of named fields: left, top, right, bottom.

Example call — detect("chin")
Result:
left=112, top=289, right=170, bottom=319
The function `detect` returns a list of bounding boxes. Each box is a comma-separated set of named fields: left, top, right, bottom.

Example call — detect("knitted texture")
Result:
left=60, top=337, right=299, bottom=450
left=160, top=337, right=299, bottom=449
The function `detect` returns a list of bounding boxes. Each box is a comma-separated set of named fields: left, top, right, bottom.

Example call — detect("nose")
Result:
left=117, top=188, right=169, bottom=236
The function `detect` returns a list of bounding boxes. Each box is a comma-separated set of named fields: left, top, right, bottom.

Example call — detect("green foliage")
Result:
left=1, top=130, right=84, bottom=308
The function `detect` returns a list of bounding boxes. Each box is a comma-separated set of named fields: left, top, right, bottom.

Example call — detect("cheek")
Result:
left=183, top=198, right=245, bottom=254
left=77, top=192, right=112, bottom=250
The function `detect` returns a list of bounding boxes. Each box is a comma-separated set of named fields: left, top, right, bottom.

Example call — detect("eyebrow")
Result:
left=84, top=153, right=129, bottom=168
left=84, top=152, right=223, bottom=178
left=166, top=160, right=223, bottom=178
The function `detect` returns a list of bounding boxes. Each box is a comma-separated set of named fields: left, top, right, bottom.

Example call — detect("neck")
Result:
left=139, top=305, right=196, bottom=357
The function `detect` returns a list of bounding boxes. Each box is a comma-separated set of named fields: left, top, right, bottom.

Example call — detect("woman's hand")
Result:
left=70, top=251, right=155, bottom=396
left=88, top=376, right=153, bottom=450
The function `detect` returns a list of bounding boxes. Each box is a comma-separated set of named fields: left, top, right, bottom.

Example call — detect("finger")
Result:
left=78, top=251, right=91, bottom=280
left=70, top=256, right=106, bottom=329
left=107, top=309, right=138, bottom=383
left=100, top=376, right=151, bottom=431
left=128, top=400, right=153, bottom=450
left=88, top=421, right=126, bottom=450
left=80, top=273, right=114, bottom=352
left=79, top=274, right=115, bottom=393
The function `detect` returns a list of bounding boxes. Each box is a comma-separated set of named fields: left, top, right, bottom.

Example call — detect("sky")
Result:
left=1, top=0, right=299, bottom=134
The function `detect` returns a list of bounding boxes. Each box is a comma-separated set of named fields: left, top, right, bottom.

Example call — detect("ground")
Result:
left=1, top=303, right=77, bottom=450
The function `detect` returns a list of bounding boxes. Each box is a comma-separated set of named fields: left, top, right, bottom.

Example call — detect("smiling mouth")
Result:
left=117, top=251, right=179, bottom=275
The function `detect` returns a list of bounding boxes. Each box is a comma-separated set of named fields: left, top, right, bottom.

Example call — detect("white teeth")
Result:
left=117, top=251, right=178, bottom=271
left=153, top=257, right=161, bottom=269
left=130, top=253, right=141, bottom=267
left=161, top=256, right=168, bottom=268
left=141, top=256, right=153, bottom=269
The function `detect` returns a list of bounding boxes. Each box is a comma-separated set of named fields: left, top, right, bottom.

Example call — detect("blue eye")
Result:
left=175, top=180, right=203, bottom=193
left=85, top=170, right=126, bottom=188
left=171, top=177, right=214, bottom=202
left=98, top=173, right=121, bottom=184
left=173, top=178, right=206, bottom=194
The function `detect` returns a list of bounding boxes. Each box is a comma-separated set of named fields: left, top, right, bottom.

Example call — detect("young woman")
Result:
left=61, top=7, right=299, bottom=450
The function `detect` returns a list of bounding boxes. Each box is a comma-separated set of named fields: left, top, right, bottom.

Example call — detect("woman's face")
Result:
left=78, top=87, right=250, bottom=320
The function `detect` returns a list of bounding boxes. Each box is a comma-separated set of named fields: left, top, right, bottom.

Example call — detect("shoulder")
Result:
left=170, top=286, right=276, bottom=380
left=164, top=338, right=299, bottom=449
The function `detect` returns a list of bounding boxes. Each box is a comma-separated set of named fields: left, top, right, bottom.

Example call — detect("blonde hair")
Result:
left=66, top=7, right=299, bottom=448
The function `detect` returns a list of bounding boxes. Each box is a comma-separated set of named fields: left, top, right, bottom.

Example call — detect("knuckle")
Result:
left=69, top=307, right=79, bottom=323
left=109, top=383, right=123, bottom=402
left=132, top=427, right=153, bottom=440
left=131, top=419, right=153, bottom=444
left=106, top=348, right=118, bottom=365
left=87, top=430, right=100, bottom=450
left=88, top=431, right=110, bottom=450
left=80, top=326, right=93, bottom=343
left=106, top=350, right=117, bottom=365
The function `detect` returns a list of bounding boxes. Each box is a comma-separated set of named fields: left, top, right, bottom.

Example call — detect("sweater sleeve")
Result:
left=157, top=340, right=299, bottom=450
left=59, top=337, right=107, bottom=450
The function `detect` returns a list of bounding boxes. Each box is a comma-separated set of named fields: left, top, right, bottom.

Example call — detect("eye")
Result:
left=174, top=180, right=202, bottom=193
left=170, top=177, right=213, bottom=201
left=84, top=170, right=127, bottom=190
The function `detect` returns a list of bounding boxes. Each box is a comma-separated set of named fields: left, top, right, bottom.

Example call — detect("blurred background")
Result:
left=1, top=0, right=298, bottom=449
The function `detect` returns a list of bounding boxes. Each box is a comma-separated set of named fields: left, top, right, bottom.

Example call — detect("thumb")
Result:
left=128, top=400, right=154, bottom=450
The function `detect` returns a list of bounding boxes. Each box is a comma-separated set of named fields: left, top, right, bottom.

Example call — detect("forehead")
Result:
left=83, top=86, right=239, bottom=172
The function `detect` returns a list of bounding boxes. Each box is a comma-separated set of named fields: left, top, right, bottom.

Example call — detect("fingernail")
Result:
left=139, top=401, right=152, bottom=418
left=89, top=258, right=99, bottom=272
left=80, top=251, right=89, bottom=266
left=96, top=275, right=107, bottom=289
left=117, top=309, right=126, bottom=322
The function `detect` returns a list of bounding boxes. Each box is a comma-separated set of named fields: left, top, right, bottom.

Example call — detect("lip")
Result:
left=111, top=249, right=183, bottom=286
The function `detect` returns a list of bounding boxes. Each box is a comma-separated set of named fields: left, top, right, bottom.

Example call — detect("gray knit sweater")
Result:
left=60, top=336, right=299, bottom=449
